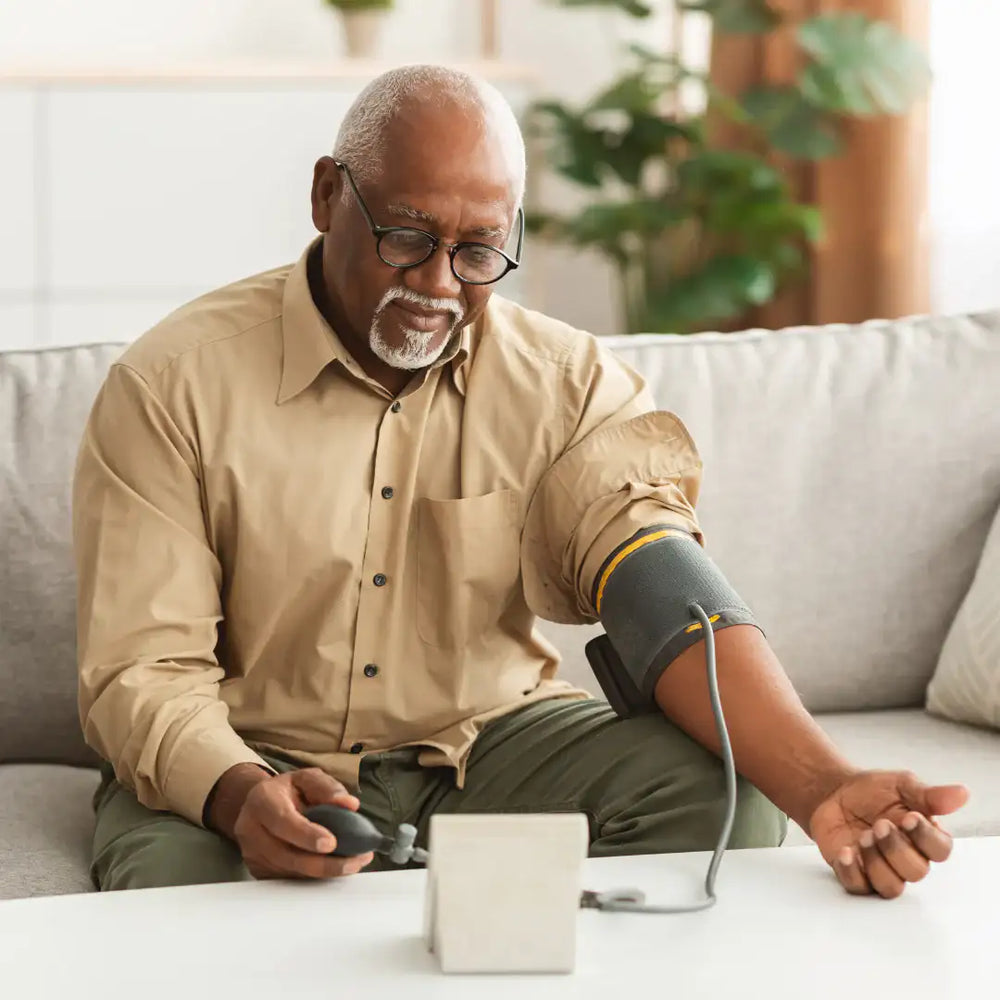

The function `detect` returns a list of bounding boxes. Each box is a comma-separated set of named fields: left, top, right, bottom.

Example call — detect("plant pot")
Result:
left=340, top=9, right=387, bottom=59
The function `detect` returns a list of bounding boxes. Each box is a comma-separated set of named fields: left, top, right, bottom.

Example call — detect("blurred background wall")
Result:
left=0, top=0, right=996, bottom=349
left=927, top=0, right=1000, bottom=317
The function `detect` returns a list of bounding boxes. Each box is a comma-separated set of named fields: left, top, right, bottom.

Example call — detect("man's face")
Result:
left=311, top=107, right=519, bottom=373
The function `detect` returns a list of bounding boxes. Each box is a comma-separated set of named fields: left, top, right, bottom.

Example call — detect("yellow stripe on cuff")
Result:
left=684, top=614, right=721, bottom=633
left=594, top=528, right=687, bottom=615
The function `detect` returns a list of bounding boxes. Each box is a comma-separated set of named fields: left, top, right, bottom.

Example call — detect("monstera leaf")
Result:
left=742, top=86, right=843, bottom=159
left=798, top=12, right=931, bottom=115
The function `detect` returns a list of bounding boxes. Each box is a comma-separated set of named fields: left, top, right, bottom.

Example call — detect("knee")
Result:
left=96, top=826, right=248, bottom=891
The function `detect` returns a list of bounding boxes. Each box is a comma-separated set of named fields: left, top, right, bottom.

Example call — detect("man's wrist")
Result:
left=205, top=762, right=272, bottom=838
left=793, top=763, right=863, bottom=834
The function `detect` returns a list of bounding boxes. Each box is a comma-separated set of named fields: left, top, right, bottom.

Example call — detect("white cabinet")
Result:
left=47, top=88, right=348, bottom=292
left=0, top=90, right=37, bottom=295
left=0, top=67, right=535, bottom=351
left=47, top=297, right=195, bottom=347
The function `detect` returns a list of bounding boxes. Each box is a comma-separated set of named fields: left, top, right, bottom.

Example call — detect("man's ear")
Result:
left=311, top=156, right=341, bottom=233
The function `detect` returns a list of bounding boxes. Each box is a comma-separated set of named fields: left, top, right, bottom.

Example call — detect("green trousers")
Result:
left=91, top=698, right=787, bottom=890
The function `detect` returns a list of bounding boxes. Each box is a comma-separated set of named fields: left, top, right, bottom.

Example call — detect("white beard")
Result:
left=369, top=287, right=464, bottom=371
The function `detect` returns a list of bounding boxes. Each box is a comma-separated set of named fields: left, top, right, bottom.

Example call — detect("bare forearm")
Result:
left=654, top=625, right=858, bottom=832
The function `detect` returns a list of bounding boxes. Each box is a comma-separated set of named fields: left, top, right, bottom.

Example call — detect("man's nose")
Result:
left=405, top=244, right=463, bottom=301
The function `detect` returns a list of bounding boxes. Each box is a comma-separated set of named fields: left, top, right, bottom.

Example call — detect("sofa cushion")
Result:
left=0, top=344, right=124, bottom=765
left=604, top=312, right=1000, bottom=712
left=781, top=709, right=1000, bottom=846
left=0, top=764, right=99, bottom=898
left=926, top=497, right=1000, bottom=729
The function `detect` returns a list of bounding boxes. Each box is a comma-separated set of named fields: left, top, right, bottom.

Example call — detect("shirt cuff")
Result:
left=162, top=728, right=274, bottom=828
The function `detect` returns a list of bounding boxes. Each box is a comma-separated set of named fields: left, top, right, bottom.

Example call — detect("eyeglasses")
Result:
left=334, top=160, right=523, bottom=286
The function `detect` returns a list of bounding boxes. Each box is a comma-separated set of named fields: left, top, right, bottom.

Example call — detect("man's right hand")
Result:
left=209, top=763, right=375, bottom=880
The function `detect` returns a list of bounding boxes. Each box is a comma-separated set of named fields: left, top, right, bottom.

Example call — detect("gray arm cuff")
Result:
left=594, top=528, right=762, bottom=704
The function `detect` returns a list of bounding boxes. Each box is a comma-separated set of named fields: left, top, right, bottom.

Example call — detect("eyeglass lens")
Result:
left=378, top=230, right=508, bottom=283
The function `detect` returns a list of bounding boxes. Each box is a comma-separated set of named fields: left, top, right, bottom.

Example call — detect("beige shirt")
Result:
left=74, top=242, right=703, bottom=827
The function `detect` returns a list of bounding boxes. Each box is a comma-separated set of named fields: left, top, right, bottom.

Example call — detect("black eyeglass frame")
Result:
left=333, top=159, right=524, bottom=286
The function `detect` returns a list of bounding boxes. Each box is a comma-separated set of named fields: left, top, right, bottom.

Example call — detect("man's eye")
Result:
left=465, top=246, right=496, bottom=264
left=390, top=230, right=430, bottom=249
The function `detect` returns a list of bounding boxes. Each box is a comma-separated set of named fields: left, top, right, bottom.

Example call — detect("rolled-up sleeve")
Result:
left=73, top=363, right=270, bottom=825
left=521, top=338, right=703, bottom=624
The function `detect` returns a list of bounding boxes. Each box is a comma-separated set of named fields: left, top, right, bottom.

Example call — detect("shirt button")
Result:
left=373, top=573, right=387, bottom=587
left=381, top=486, right=394, bottom=500
left=390, top=401, right=402, bottom=413
left=364, top=663, right=379, bottom=678
left=349, top=742, right=364, bottom=754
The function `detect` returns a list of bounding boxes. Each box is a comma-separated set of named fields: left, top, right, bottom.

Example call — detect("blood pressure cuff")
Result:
left=585, top=526, right=761, bottom=717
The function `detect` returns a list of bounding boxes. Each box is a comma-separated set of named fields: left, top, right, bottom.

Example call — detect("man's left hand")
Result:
left=809, top=770, right=969, bottom=899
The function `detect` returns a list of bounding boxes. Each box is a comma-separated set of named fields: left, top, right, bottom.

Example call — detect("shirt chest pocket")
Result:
left=416, top=490, right=521, bottom=650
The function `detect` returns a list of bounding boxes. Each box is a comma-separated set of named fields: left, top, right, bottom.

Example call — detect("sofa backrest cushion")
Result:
left=542, top=312, right=1000, bottom=713
left=1, top=344, right=124, bottom=765
left=4, top=312, right=1000, bottom=763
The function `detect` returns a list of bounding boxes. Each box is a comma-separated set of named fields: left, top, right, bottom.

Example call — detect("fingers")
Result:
left=872, top=818, right=931, bottom=883
left=859, top=830, right=905, bottom=899
left=836, top=814, right=955, bottom=899
left=257, top=792, right=338, bottom=853
left=292, top=768, right=360, bottom=812
left=245, top=827, right=374, bottom=880
left=833, top=845, right=871, bottom=896
left=234, top=769, right=377, bottom=880
left=900, top=811, right=954, bottom=864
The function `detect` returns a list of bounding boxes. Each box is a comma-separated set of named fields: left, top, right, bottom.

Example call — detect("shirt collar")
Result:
left=277, top=239, right=473, bottom=404
left=277, top=241, right=347, bottom=405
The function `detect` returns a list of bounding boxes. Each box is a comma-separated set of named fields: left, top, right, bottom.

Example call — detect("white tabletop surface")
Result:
left=1, top=839, right=998, bottom=999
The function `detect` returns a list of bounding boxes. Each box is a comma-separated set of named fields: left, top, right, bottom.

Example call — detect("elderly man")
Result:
left=75, top=65, right=966, bottom=897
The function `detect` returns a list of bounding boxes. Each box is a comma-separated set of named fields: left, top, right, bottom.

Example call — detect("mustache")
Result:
left=375, top=287, right=465, bottom=323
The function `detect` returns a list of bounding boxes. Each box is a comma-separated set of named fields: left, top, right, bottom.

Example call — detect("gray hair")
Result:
left=333, top=64, right=526, bottom=206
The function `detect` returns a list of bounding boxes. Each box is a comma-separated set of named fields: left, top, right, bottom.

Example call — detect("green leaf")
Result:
left=677, top=149, right=786, bottom=199
left=526, top=210, right=629, bottom=264
left=679, top=0, right=781, bottom=34
left=603, top=115, right=701, bottom=185
left=742, top=85, right=843, bottom=159
left=552, top=0, right=653, bottom=16
left=766, top=241, right=807, bottom=276
left=588, top=73, right=660, bottom=115
left=706, top=197, right=824, bottom=243
left=524, top=211, right=564, bottom=237
left=324, top=0, right=394, bottom=10
left=797, top=12, right=931, bottom=116
left=534, top=199, right=690, bottom=244
left=527, top=101, right=609, bottom=187
left=644, top=254, right=777, bottom=331
left=625, top=114, right=702, bottom=149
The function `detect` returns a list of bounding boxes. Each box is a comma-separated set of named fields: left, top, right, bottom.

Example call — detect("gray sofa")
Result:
left=3, top=311, right=1000, bottom=901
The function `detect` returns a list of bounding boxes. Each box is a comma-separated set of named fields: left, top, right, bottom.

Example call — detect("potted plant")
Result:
left=529, top=0, right=931, bottom=334
left=323, top=0, right=395, bottom=59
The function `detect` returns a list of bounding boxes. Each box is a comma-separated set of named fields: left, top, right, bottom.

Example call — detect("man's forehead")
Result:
left=380, top=104, right=519, bottom=212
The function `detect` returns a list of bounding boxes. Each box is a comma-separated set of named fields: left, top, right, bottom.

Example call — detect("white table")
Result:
left=1, top=840, right=998, bottom=999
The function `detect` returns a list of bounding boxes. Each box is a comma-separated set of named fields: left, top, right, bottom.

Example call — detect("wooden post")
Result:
left=480, top=0, right=499, bottom=60
left=813, top=0, right=931, bottom=323
left=708, top=0, right=931, bottom=329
